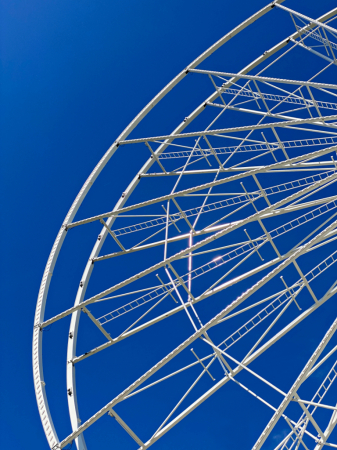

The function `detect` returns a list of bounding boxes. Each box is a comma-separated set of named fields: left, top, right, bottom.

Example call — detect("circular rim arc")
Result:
left=32, top=1, right=336, bottom=448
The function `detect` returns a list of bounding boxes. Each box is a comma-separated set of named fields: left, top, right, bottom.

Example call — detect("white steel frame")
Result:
left=33, top=2, right=337, bottom=449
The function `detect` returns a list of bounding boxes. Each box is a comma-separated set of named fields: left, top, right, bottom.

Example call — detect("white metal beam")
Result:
left=252, top=318, right=337, bottom=450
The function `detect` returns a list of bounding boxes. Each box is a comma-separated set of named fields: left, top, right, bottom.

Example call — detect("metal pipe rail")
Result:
left=67, top=147, right=337, bottom=230
left=72, top=221, right=337, bottom=369
left=98, top=200, right=337, bottom=327
left=32, top=3, right=337, bottom=449
left=39, top=169, right=337, bottom=330
left=111, top=170, right=336, bottom=238
left=159, top=136, right=337, bottom=159
left=117, top=115, right=337, bottom=146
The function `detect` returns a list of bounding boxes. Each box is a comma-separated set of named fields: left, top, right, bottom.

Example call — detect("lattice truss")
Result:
left=33, top=3, right=337, bottom=450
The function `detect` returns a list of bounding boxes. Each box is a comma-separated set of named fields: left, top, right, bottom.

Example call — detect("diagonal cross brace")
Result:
left=252, top=317, right=337, bottom=450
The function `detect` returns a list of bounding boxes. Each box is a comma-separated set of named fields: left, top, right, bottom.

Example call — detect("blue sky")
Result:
left=1, top=0, right=337, bottom=449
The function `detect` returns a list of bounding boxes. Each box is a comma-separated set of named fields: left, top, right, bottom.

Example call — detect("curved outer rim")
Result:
left=66, top=5, right=336, bottom=448
left=32, top=1, right=335, bottom=448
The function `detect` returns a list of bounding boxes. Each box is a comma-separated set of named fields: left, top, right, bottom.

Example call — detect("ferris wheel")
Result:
left=33, top=2, right=337, bottom=449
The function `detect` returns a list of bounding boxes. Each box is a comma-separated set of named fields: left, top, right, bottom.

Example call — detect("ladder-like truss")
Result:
left=33, top=3, right=337, bottom=450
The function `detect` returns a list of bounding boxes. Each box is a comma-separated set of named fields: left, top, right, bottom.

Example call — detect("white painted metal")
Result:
left=33, top=3, right=337, bottom=450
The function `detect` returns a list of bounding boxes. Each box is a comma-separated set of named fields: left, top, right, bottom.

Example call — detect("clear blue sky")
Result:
left=1, top=0, right=337, bottom=449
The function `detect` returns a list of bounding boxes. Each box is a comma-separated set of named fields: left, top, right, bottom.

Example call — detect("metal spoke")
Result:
left=33, top=4, right=337, bottom=450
